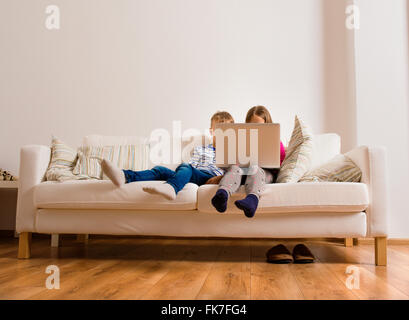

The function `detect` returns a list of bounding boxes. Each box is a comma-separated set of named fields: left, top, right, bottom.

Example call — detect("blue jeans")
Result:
left=123, top=163, right=215, bottom=194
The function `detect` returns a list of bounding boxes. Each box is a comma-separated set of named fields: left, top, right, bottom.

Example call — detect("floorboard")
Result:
left=0, top=236, right=408, bottom=300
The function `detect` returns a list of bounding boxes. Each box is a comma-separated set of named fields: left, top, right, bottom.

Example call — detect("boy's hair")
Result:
left=245, top=105, right=272, bottom=123
left=211, top=111, right=234, bottom=126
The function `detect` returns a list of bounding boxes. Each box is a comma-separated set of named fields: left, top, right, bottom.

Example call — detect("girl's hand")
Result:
left=205, top=175, right=224, bottom=184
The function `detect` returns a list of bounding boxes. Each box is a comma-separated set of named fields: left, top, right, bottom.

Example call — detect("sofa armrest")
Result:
left=345, top=145, right=388, bottom=237
left=16, top=145, right=51, bottom=233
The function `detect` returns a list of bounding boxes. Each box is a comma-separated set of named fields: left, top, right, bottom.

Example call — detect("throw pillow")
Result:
left=73, top=144, right=150, bottom=179
left=45, top=137, right=89, bottom=182
left=276, top=116, right=313, bottom=183
left=299, top=154, right=362, bottom=182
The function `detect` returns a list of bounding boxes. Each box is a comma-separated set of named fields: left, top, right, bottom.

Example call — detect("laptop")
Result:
left=214, top=123, right=280, bottom=169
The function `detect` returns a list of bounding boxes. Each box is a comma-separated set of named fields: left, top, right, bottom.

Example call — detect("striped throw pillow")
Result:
left=276, top=116, right=313, bottom=183
left=299, top=154, right=362, bottom=182
left=45, top=137, right=90, bottom=181
left=73, top=144, right=150, bottom=179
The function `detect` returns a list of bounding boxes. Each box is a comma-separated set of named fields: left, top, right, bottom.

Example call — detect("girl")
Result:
left=210, top=106, right=285, bottom=218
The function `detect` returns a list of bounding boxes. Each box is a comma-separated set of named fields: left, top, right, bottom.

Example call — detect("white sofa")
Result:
left=16, top=134, right=389, bottom=265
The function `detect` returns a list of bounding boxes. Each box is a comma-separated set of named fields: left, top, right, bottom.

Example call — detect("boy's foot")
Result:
left=235, top=194, right=259, bottom=218
left=101, top=159, right=125, bottom=187
left=211, top=189, right=229, bottom=213
left=143, top=183, right=176, bottom=200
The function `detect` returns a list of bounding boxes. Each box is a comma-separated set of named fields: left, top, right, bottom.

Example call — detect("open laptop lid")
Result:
left=214, top=123, right=280, bottom=169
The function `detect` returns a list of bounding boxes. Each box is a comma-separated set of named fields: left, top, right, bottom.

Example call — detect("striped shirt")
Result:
left=189, top=144, right=224, bottom=176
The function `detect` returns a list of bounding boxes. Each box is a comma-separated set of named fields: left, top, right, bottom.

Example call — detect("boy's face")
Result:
left=210, top=121, right=217, bottom=146
left=209, top=121, right=215, bottom=137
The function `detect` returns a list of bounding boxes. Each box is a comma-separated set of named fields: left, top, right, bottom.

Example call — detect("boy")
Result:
left=102, top=111, right=234, bottom=200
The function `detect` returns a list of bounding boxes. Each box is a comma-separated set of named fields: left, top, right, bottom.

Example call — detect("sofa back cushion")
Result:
left=309, top=133, right=341, bottom=170
left=83, top=134, right=210, bottom=171
left=80, top=135, right=150, bottom=178
left=81, top=133, right=340, bottom=171
left=74, top=144, right=150, bottom=179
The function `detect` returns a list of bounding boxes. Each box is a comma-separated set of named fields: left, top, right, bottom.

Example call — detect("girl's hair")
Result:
left=245, top=105, right=272, bottom=123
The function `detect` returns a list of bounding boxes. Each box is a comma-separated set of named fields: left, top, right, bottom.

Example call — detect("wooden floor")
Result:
left=1, top=235, right=409, bottom=300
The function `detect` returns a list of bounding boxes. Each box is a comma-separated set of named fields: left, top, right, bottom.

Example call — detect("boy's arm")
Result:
left=189, top=146, right=200, bottom=165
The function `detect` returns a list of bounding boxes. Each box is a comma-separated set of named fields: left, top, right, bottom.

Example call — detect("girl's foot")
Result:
left=235, top=194, right=259, bottom=218
left=143, top=183, right=176, bottom=200
left=211, top=189, right=229, bottom=213
left=101, top=159, right=125, bottom=187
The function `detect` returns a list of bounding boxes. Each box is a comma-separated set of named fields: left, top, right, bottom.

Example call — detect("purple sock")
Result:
left=235, top=194, right=259, bottom=218
left=211, top=189, right=229, bottom=213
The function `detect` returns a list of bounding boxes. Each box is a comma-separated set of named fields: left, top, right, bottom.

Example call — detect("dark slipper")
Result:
left=266, top=244, right=294, bottom=264
left=292, top=244, right=315, bottom=263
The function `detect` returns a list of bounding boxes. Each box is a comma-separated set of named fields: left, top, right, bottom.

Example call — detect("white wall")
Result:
left=321, top=0, right=357, bottom=153
left=354, top=0, right=409, bottom=238
left=0, top=0, right=326, bottom=175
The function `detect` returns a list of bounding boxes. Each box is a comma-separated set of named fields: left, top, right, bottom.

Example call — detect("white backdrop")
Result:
left=0, top=0, right=326, bottom=172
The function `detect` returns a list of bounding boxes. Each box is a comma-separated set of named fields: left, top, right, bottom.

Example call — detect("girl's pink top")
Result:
left=280, top=141, right=286, bottom=166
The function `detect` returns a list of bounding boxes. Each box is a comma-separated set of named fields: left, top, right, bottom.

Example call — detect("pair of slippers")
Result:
left=266, top=244, right=315, bottom=264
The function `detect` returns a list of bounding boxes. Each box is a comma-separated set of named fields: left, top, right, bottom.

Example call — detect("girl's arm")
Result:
left=280, top=141, right=286, bottom=165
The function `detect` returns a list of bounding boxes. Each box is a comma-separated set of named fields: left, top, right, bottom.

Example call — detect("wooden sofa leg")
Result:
left=18, top=232, right=32, bottom=259
left=77, top=234, right=89, bottom=244
left=51, top=234, right=59, bottom=247
left=375, top=237, right=387, bottom=266
left=344, top=237, right=353, bottom=247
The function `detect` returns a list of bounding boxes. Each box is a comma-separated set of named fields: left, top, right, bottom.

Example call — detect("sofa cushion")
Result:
left=73, top=144, right=150, bottom=179
left=300, top=154, right=362, bottom=183
left=34, top=180, right=198, bottom=210
left=277, top=116, right=314, bottom=183
left=82, top=134, right=211, bottom=171
left=45, top=137, right=90, bottom=182
left=197, top=182, right=369, bottom=214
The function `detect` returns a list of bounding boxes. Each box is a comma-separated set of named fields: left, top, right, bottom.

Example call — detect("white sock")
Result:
left=101, top=159, right=125, bottom=187
left=143, top=183, right=176, bottom=200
